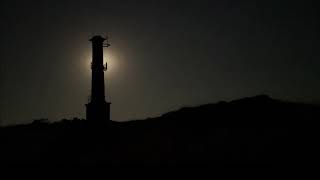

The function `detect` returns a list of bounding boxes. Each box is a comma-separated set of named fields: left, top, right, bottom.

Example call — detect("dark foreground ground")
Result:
left=0, top=95, right=318, bottom=167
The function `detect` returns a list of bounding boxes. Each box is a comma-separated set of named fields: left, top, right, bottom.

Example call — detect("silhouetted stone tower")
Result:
left=86, top=35, right=111, bottom=122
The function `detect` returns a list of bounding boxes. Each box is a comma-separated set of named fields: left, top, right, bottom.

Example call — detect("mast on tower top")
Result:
left=103, top=35, right=111, bottom=47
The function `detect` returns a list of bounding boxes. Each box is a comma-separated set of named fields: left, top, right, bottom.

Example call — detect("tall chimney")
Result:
left=86, top=35, right=111, bottom=122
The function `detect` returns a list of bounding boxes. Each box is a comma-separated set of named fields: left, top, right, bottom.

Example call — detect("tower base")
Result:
left=86, top=101, right=111, bottom=121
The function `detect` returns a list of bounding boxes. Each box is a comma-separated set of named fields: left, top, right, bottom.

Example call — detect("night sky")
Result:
left=0, top=0, right=319, bottom=125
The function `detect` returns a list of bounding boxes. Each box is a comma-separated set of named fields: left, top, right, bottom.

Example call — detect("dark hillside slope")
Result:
left=0, top=95, right=318, bottom=166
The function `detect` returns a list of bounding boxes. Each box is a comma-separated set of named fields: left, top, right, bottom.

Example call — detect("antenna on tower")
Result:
left=103, top=35, right=111, bottom=47
left=104, top=61, right=108, bottom=71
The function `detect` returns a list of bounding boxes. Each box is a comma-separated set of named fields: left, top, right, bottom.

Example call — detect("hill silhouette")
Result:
left=0, top=95, right=318, bottom=167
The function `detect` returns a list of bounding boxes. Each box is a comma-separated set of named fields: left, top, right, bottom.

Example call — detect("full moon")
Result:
left=82, top=49, right=118, bottom=77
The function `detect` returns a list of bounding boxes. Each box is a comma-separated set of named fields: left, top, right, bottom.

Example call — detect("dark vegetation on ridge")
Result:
left=0, top=95, right=318, bottom=166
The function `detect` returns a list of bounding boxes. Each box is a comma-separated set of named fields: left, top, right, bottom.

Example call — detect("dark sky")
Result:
left=0, top=0, right=319, bottom=125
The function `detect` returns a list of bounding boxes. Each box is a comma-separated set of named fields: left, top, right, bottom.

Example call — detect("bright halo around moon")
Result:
left=83, top=49, right=119, bottom=77
left=103, top=49, right=118, bottom=75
